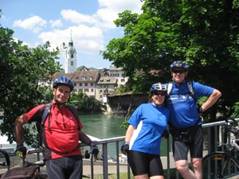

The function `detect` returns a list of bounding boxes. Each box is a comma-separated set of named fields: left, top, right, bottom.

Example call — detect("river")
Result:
left=79, top=114, right=126, bottom=138
left=79, top=114, right=168, bottom=158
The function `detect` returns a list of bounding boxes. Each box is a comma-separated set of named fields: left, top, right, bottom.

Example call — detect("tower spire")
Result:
left=64, top=29, right=77, bottom=73
left=70, top=29, right=73, bottom=42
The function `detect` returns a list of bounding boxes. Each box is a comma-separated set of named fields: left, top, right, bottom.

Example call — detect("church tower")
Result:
left=64, top=38, right=77, bottom=73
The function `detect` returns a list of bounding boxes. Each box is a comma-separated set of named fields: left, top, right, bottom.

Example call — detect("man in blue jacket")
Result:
left=167, top=61, right=221, bottom=179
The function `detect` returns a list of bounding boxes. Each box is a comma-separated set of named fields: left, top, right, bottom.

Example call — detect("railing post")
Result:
left=90, top=150, right=94, bottom=179
left=102, top=143, right=108, bottom=179
left=116, top=142, right=120, bottom=179
left=127, top=164, right=131, bottom=179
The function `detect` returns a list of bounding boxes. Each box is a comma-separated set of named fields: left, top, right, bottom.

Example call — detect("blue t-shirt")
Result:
left=128, top=103, right=169, bottom=155
left=167, top=81, right=214, bottom=128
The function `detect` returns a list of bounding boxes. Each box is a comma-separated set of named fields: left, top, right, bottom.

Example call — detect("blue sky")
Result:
left=1, top=0, right=142, bottom=69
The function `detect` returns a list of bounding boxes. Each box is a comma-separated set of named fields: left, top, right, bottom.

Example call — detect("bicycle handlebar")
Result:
left=224, top=118, right=239, bottom=136
left=22, top=148, right=45, bottom=167
left=223, top=118, right=239, bottom=152
left=26, top=147, right=44, bottom=155
left=232, top=139, right=239, bottom=151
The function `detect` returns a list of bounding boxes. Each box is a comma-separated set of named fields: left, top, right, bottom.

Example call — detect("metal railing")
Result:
left=0, top=120, right=238, bottom=179
left=86, top=120, right=239, bottom=179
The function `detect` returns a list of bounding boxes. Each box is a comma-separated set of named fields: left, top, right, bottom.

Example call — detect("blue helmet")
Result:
left=150, top=83, right=167, bottom=93
left=170, top=60, right=189, bottom=70
left=53, top=76, right=74, bottom=91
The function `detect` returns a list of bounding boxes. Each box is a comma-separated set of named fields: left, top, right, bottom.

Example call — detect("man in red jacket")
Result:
left=15, top=76, right=97, bottom=179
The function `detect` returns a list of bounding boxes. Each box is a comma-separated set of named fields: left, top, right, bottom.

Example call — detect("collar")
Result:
left=51, top=100, right=66, bottom=109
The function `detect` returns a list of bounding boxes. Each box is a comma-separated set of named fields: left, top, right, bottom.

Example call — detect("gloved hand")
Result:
left=84, top=150, right=90, bottom=159
left=121, top=143, right=129, bottom=155
left=15, top=144, right=27, bottom=158
left=91, top=144, right=99, bottom=156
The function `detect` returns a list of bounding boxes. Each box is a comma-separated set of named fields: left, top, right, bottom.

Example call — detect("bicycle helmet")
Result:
left=150, top=82, right=167, bottom=93
left=170, top=60, right=189, bottom=70
left=53, top=76, right=74, bottom=91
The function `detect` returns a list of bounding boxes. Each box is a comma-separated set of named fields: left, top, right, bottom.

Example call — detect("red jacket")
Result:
left=23, top=102, right=82, bottom=159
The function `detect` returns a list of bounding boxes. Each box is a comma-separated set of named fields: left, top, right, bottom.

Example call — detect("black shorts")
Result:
left=127, top=150, right=164, bottom=177
left=171, top=125, right=203, bottom=161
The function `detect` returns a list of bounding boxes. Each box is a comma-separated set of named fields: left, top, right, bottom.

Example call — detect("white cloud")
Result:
left=61, top=9, right=96, bottom=25
left=49, top=19, right=63, bottom=28
left=95, top=8, right=119, bottom=29
left=95, top=0, right=142, bottom=29
left=13, top=16, right=47, bottom=33
left=59, top=0, right=142, bottom=30
left=38, top=25, right=103, bottom=53
left=98, top=0, right=142, bottom=13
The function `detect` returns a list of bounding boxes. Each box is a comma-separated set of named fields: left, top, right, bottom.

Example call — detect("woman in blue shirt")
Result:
left=121, top=83, right=169, bottom=179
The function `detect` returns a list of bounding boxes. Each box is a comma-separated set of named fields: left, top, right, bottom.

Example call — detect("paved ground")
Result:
left=1, top=152, right=239, bottom=178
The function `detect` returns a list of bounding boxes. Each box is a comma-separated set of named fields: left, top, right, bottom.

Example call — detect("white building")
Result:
left=64, top=40, right=77, bottom=73
left=100, top=66, right=129, bottom=87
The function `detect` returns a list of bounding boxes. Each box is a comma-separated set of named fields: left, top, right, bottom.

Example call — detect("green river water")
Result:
left=79, top=114, right=169, bottom=158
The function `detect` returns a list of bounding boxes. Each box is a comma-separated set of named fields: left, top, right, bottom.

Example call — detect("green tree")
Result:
left=69, top=92, right=104, bottom=114
left=103, top=0, right=239, bottom=120
left=0, top=26, right=60, bottom=143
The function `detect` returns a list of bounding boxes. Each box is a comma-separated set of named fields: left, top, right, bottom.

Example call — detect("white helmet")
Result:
left=150, top=83, right=167, bottom=93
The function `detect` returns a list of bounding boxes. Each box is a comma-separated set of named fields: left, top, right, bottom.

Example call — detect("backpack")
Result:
left=36, top=103, right=80, bottom=155
left=167, top=81, right=194, bottom=97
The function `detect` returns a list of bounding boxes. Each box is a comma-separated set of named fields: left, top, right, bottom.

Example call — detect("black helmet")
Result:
left=170, top=60, right=189, bottom=70
left=53, top=76, right=74, bottom=91
left=150, top=83, right=167, bottom=93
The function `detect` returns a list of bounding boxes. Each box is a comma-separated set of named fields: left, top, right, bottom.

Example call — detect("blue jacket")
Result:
left=128, top=103, right=169, bottom=155
left=167, top=81, right=214, bottom=128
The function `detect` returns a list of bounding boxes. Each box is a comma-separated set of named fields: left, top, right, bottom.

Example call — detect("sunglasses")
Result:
left=152, top=91, right=167, bottom=96
left=172, top=69, right=186, bottom=74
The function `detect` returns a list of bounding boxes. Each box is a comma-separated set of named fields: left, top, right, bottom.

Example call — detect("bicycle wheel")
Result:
left=203, top=152, right=228, bottom=179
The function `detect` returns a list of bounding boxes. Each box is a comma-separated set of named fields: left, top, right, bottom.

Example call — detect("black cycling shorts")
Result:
left=172, top=125, right=203, bottom=161
left=127, top=150, right=164, bottom=177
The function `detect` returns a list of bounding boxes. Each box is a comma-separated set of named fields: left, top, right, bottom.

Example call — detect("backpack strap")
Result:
left=167, top=81, right=194, bottom=97
left=187, top=81, right=194, bottom=96
left=167, top=82, right=173, bottom=95
left=41, top=103, right=52, bottom=125
left=36, top=103, right=51, bottom=147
